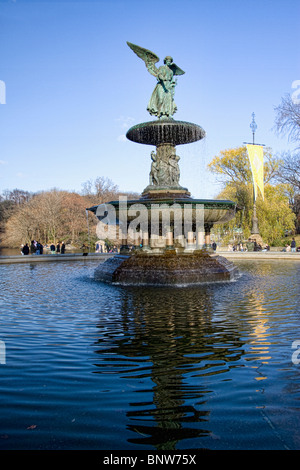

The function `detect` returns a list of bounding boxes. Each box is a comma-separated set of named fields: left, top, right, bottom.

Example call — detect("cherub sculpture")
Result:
left=149, top=150, right=159, bottom=185
left=169, top=153, right=180, bottom=185
left=127, top=42, right=185, bottom=119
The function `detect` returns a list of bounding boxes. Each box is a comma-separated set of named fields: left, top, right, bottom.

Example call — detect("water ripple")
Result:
left=0, top=260, right=299, bottom=449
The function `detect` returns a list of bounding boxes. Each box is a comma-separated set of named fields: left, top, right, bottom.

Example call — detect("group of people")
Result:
left=227, top=241, right=270, bottom=252
left=282, top=238, right=299, bottom=252
left=49, top=241, right=66, bottom=254
left=227, top=243, right=249, bottom=252
left=21, top=240, right=65, bottom=255
left=225, top=237, right=299, bottom=253
left=95, top=241, right=118, bottom=253
left=21, top=240, right=44, bottom=255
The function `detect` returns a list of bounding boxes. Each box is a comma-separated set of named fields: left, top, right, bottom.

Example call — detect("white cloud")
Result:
left=115, top=116, right=135, bottom=142
left=115, top=115, right=135, bottom=129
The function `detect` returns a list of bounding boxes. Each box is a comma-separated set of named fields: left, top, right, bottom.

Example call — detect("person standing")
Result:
left=22, top=243, right=29, bottom=255
left=291, top=238, right=296, bottom=252
left=56, top=242, right=61, bottom=253
left=61, top=242, right=65, bottom=254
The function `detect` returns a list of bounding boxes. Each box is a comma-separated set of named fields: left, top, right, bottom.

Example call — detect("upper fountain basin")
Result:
left=126, top=119, right=206, bottom=146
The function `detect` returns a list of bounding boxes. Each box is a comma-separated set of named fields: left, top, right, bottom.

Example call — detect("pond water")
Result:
left=0, top=259, right=299, bottom=450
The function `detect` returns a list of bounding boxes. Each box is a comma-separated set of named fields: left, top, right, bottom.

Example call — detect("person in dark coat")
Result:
left=30, top=240, right=36, bottom=254
left=61, top=242, right=65, bottom=254
left=22, top=243, right=29, bottom=255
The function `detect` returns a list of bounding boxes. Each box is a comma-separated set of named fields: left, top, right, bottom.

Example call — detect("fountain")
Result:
left=88, top=42, right=239, bottom=285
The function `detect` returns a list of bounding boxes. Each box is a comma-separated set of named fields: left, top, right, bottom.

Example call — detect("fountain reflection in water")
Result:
left=0, top=261, right=300, bottom=450
left=90, top=260, right=300, bottom=450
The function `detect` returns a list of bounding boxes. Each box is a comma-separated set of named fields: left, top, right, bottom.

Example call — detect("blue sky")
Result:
left=1, top=0, right=299, bottom=199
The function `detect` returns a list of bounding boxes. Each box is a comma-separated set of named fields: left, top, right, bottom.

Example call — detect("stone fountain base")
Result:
left=94, top=250, right=239, bottom=286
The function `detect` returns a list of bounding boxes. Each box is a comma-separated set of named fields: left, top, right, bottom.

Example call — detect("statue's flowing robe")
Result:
left=147, top=65, right=177, bottom=118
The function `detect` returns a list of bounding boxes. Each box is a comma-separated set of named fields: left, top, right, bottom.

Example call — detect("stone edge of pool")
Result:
left=0, top=253, right=115, bottom=264
left=0, top=251, right=300, bottom=264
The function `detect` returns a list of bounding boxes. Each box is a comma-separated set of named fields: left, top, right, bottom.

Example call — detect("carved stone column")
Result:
left=204, top=225, right=212, bottom=250
left=141, top=231, right=151, bottom=252
left=165, top=231, right=174, bottom=250
left=197, top=229, right=205, bottom=249
left=185, top=231, right=195, bottom=252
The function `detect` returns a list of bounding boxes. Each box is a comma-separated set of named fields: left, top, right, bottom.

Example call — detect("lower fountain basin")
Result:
left=89, top=198, right=238, bottom=226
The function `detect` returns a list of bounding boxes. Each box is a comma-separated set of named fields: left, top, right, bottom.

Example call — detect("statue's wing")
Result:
left=127, top=41, right=159, bottom=77
left=170, top=63, right=185, bottom=76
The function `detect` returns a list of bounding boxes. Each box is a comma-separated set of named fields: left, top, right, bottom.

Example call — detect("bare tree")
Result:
left=82, top=176, right=120, bottom=206
left=276, top=152, right=300, bottom=192
left=274, top=93, right=300, bottom=233
left=3, top=190, right=64, bottom=247
left=2, top=189, right=32, bottom=205
left=276, top=154, right=300, bottom=234
left=274, top=94, right=300, bottom=149
left=60, top=191, right=89, bottom=244
left=2, top=177, right=140, bottom=248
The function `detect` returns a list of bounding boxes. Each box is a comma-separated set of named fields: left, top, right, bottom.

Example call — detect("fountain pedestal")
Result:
left=94, top=250, right=238, bottom=285
left=127, top=119, right=204, bottom=200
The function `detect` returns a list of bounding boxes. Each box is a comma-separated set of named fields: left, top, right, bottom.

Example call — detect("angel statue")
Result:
left=127, top=42, right=185, bottom=119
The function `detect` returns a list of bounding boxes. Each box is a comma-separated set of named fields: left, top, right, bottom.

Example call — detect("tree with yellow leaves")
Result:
left=207, top=146, right=278, bottom=185
left=207, top=146, right=295, bottom=245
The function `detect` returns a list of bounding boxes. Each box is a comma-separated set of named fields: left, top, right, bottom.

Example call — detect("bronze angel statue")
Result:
left=127, top=42, right=185, bottom=119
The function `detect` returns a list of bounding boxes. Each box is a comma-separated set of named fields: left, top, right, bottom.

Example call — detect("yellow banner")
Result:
left=246, top=144, right=264, bottom=200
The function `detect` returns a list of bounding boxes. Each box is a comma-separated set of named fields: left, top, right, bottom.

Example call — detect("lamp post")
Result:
left=249, top=113, right=259, bottom=235
left=250, top=112, right=257, bottom=145
left=249, top=113, right=260, bottom=236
